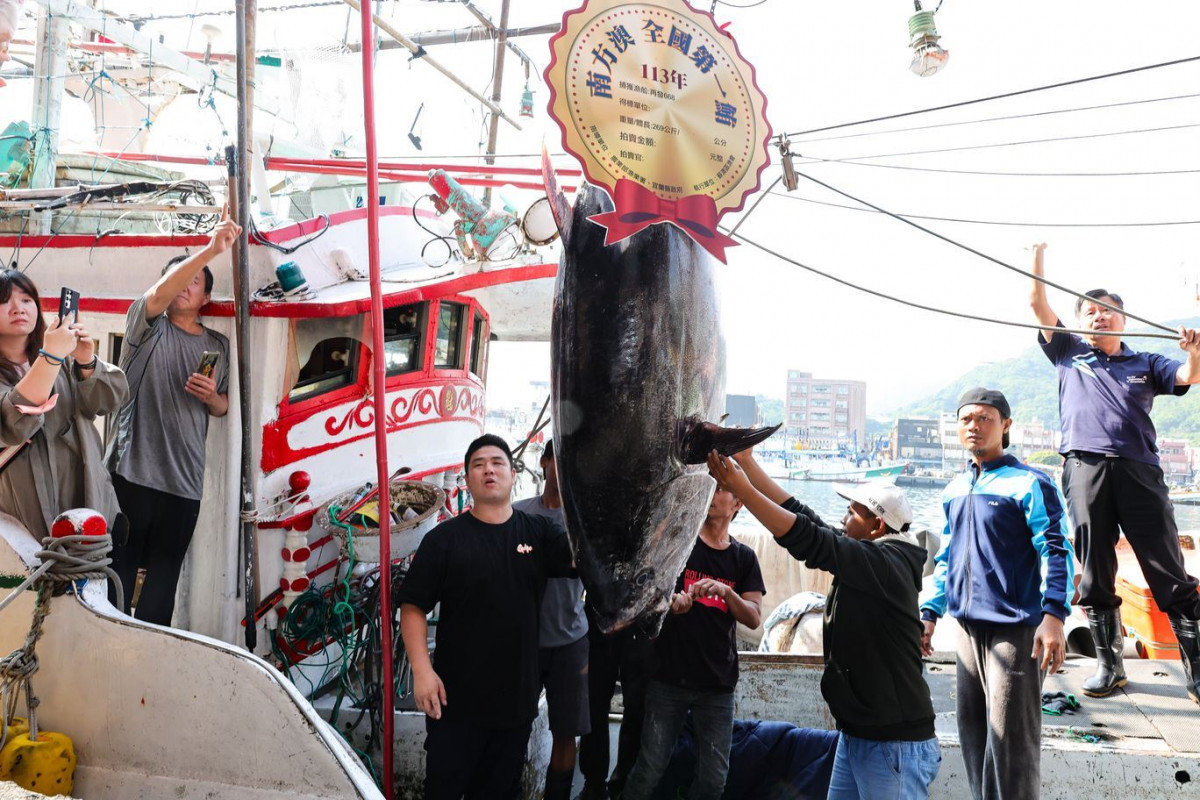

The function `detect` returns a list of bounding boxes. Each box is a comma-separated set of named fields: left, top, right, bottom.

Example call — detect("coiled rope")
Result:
left=0, top=531, right=124, bottom=750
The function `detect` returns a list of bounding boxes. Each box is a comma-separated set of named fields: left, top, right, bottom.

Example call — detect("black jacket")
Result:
left=775, top=497, right=936, bottom=741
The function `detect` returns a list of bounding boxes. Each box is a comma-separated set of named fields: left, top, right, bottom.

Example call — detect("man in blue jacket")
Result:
left=921, top=388, right=1075, bottom=800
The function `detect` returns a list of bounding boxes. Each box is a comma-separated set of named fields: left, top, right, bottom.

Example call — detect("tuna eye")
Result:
left=634, top=569, right=654, bottom=587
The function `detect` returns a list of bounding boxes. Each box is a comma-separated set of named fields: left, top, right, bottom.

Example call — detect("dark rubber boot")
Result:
left=545, top=769, right=574, bottom=800
left=1169, top=616, right=1200, bottom=705
left=1082, top=607, right=1128, bottom=697
left=574, top=782, right=607, bottom=800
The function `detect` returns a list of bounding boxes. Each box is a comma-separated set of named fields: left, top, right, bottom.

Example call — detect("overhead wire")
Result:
left=788, top=168, right=1178, bottom=334
left=767, top=191, right=1200, bottom=228
left=791, top=92, right=1200, bottom=145
left=804, top=122, right=1200, bottom=163
left=792, top=158, right=1200, bottom=179
left=722, top=227, right=1180, bottom=341
left=779, top=55, right=1200, bottom=138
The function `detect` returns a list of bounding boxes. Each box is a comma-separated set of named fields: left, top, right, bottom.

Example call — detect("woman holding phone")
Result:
left=0, top=270, right=128, bottom=541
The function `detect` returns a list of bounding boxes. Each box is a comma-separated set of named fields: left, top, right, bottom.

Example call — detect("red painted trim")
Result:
left=37, top=263, right=554, bottom=320
left=0, top=233, right=211, bottom=250
left=205, top=262, right=557, bottom=318
left=261, top=378, right=485, bottom=473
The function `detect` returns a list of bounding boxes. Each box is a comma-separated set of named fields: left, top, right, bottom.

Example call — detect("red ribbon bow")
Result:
left=588, top=179, right=737, bottom=263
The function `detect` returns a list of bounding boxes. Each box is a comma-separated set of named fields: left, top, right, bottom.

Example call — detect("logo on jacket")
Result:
left=1126, top=375, right=1147, bottom=385
left=516, top=544, right=533, bottom=555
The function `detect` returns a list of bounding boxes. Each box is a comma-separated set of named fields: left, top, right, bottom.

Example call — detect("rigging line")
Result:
left=767, top=191, right=1200, bottom=228
left=780, top=55, right=1200, bottom=138
left=792, top=157, right=1200, bottom=178
left=806, top=122, right=1200, bottom=163
left=722, top=228, right=1180, bottom=342
left=728, top=175, right=781, bottom=237
left=790, top=168, right=1178, bottom=335
left=791, top=92, right=1200, bottom=145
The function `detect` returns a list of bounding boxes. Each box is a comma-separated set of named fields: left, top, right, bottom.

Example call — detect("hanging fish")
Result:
left=552, top=183, right=779, bottom=635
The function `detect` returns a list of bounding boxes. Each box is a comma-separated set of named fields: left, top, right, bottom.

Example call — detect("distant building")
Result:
left=1159, top=438, right=1193, bottom=487
left=891, top=417, right=943, bottom=472
left=725, top=394, right=759, bottom=427
left=785, top=370, right=866, bottom=450
left=1007, top=419, right=1059, bottom=463
left=939, top=412, right=967, bottom=469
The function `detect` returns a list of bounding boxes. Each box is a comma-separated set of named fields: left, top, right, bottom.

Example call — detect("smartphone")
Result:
left=58, top=287, right=80, bottom=323
left=197, top=350, right=220, bottom=379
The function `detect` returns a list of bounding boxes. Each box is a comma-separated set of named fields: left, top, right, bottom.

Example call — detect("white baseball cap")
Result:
left=833, top=480, right=914, bottom=533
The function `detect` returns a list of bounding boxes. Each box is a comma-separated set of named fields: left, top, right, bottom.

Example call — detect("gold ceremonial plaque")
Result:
left=546, top=0, right=771, bottom=215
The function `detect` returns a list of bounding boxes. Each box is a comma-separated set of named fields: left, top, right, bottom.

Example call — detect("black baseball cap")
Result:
left=957, top=387, right=1011, bottom=449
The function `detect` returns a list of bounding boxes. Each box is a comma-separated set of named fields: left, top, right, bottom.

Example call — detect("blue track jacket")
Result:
left=921, top=454, right=1075, bottom=626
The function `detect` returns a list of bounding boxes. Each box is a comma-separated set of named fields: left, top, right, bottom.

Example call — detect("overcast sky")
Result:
left=8, top=0, right=1198, bottom=415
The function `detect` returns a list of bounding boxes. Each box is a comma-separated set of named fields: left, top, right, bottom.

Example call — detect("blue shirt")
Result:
left=921, top=454, right=1075, bottom=627
left=1040, top=327, right=1187, bottom=465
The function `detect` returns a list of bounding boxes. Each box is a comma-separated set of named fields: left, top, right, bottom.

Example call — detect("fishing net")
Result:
left=275, top=37, right=361, bottom=157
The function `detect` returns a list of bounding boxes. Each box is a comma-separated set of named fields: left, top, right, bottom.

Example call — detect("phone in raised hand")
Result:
left=58, top=287, right=80, bottom=323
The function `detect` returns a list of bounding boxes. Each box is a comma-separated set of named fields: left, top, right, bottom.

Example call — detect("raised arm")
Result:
left=709, top=451, right=798, bottom=538
left=1029, top=243, right=1062, bottom=343
left=1175, top=326, right=1200, bottom=386
left=144, top=210, right=240, bottom=319
left=731, top=448, right=791, bottom=506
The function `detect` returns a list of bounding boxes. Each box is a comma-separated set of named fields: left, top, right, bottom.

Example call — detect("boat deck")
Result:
left=927, top=656, right=1200, bottom=754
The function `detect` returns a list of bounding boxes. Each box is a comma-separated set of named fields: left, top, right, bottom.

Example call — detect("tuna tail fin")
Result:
left=678, top=419, right=783, bottom=465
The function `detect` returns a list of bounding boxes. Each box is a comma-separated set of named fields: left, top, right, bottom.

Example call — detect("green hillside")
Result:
left=898, top=318, right=1200, bottom=445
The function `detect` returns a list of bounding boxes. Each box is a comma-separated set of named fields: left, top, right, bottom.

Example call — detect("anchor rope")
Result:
left=0, top=532, right=123, bottom=750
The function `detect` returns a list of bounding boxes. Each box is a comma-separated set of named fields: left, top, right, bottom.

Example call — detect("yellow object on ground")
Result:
left=1, top=719, right=27, bottom=744
left=0, top=731, right=76, bottom=796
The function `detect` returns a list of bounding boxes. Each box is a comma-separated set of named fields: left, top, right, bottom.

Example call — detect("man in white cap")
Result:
left=707, top=450, right=940, bottom=799
left=921, top=387, right=1075, bottom=800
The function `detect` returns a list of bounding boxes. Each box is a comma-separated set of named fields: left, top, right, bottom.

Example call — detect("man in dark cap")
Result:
left=1030, top=243, right=1200, bottom=704
left=920, top=388, right=1075, bottom=800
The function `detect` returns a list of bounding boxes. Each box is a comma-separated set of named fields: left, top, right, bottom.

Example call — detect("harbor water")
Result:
left=730, top=478, right=1200, bottom=537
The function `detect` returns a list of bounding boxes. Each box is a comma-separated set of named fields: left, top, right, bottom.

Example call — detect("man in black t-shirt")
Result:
left=398, top=434, right=574, bottom=800
left=623, top=479, right=765, bottom=800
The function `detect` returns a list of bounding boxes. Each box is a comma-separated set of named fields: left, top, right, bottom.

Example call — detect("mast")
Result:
left=481, top=0, right=511, bottom=207
left=234, top=0, right=259, bottom=653
left=355, top=3, right=395, bottom=796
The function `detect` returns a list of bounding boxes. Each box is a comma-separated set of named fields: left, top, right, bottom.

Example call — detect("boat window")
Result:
left=434, top=302, right=466, bottom=369
left=288, top=315, right=366, bottom=403
left=469, top=311, right=488, bottom=378
left=384, top=302, right=425, bottom=376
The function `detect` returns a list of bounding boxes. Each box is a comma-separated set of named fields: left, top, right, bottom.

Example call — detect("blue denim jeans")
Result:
left=622, top=681, right=735, bottom=800
left=826, top=732, right=941, bottom=800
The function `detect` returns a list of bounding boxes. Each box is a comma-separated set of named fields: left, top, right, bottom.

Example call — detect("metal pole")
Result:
left=234, top=0, right=259, bottom=653
left=481, top=0, right=511, bottom=207
left=356, top=4, right=395, bottom=796
left=30, top=5, right=66, bottom=234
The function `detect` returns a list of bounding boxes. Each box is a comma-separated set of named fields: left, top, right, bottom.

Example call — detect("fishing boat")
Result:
left=0, top=0, right=571, bottom=795
left=789, top=457, right=908, bottom=483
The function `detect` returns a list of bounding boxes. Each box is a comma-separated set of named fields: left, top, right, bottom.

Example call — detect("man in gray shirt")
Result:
left=512, top=439, right=589, bottom=800
left=106, top=210, right=239, bottom=625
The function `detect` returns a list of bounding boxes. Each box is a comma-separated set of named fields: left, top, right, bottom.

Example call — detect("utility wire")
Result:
left=792, top=92, right=1200, bottom=145
left=780, top=55, right=1200, bottom=138
left=768, top=191, right=1200, bottom=228
left=794, top=158, right=1200, bottom=179
left=723, top=228, right=1179, bottom=341
left=810, top=122, right=1200, bottom=163
left=790, top=168, right=1178, bottom=335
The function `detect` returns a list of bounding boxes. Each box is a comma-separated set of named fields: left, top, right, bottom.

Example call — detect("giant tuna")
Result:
left=551, top=184, right=779, bottom=634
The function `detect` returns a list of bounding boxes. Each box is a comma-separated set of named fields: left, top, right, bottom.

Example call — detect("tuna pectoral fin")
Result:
left=679, top=419, right=783, bottom=465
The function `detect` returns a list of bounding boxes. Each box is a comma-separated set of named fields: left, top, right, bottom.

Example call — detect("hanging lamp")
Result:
left=908, top=1, right=949, bottom=77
